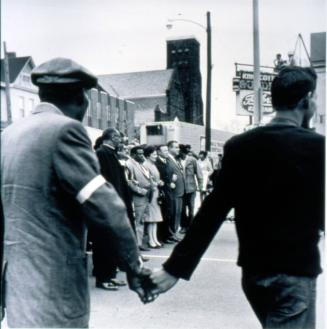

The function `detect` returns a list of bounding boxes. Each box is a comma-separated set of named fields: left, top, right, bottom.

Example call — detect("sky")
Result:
left=1, top=0, right=326, bottom=132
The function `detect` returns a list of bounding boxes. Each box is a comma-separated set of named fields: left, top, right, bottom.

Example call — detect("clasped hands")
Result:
left=128, top=267, right=179, bottom=304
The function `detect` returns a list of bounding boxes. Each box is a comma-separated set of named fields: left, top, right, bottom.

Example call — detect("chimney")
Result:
left=7, top=52, right=16, bottom=59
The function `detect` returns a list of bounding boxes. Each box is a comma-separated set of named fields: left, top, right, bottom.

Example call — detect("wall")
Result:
left=83, top=87, right=136, bottom=141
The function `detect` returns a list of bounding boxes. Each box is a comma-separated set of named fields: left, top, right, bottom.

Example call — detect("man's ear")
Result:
left=300, top=97, right=309, bottom=110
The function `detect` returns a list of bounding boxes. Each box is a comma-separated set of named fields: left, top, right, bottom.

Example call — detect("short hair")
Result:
left=167, top=140, right=178, bottom=148
left=94, top=136, right=104, bottom=150
left=199, top=151, right=207, bottom=158
left=271, top=66, right=317, bottom=110
left=157, top=144, right=166, bottom=151
left=38, top=84, right=86, bottom=106
left=130, top=145, right=144, bottom=156
left=179, top=144, right=188, bottom=155
left=144, top=145, right=156, bottom=158
left=101, top=128, right=119, bottom=141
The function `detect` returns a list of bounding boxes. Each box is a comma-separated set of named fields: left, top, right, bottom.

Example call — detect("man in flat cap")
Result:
left=1, top=58, right=152, bottom=328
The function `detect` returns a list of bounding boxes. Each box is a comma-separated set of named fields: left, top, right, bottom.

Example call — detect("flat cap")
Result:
left=31, top=57, right=97, bottom=89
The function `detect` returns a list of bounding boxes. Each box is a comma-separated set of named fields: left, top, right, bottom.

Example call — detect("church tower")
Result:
left=166, top=37, right=203, bottom=125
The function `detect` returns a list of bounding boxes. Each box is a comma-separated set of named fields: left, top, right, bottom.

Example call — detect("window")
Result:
left=18, top=96, right=25, bottom=117
left=171, top=50, right=176, bottom=54
left=146, top=125, right=163, bottom=136
left=319, top=114, right=325, bottom=124
left=28, top=99, right=35, bottom=113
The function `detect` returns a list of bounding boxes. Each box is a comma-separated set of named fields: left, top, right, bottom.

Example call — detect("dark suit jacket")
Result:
left=96, top=144, right=134, bottom=227
left=164, top=124, right=325, bottom=279
left=167, top=154, right=185, bottom=198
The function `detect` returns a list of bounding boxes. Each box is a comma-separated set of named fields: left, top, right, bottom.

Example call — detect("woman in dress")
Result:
left=143, top=145, right=164, bottom=248
left=197, top=151, right=213, bottom=202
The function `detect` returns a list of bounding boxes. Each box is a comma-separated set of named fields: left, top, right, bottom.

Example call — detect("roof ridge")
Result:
left=98, top=68, right=173, bottom=77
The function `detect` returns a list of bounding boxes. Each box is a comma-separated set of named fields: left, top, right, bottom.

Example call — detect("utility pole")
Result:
left=253, top=0, right=262, bottom=125
left=205, top=11, right=212, bottom=151
left=3, top=42, right=12, bottom=124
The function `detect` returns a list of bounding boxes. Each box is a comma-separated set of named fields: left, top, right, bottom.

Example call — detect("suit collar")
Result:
left=103, top=143, right=116, bottom=151
left=32, top=102, right=64, bottom=116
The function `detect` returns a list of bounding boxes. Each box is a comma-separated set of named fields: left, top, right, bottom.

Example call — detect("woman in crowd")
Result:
left=143, top=145, right=163, bottom=248
left=197, top=151, right=213, bottom=202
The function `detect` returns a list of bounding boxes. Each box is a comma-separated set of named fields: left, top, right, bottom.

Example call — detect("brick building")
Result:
left=167, top=37, right=204, bottom=125
left=83, top=84, right=136, bottom=141
left=98, top=68, right=184, bottom=128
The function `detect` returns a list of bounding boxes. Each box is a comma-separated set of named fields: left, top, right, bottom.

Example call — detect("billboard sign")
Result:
left=233, top=70, right=276, bottom=116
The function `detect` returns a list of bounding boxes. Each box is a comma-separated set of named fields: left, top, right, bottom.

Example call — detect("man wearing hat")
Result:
left=1, top=58, right=152, bottom=328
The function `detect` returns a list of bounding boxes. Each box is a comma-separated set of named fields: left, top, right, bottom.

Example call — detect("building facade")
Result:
left=311, top=32, right=326, bottom=135
left=167, top=37, right=204, bottom=125
left=98, top=69, right=184, bottom=128
left=1, top=53, right=39, bottom=126
left=82, top=84, right=136, bottom=141
left=0, top=53, right=135, bottom=140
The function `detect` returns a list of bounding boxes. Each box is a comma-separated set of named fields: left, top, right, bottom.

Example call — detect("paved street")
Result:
left=89, top=221, right=325, bottom=329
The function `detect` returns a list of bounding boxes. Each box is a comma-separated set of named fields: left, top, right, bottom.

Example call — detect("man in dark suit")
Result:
left=149, top=66, right=325, bottom=329
left=166, top=141, right=186, bottom=242
left=155, top=144, right=175, bottom=243
left=1, top=58, right=151, bottom=327
left=91, top=128, right=135, bottom=290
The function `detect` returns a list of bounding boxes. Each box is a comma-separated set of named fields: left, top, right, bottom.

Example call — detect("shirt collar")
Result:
left=32, top=102, right=64, bottom=116
left=103, top=143, right=116, bottom=151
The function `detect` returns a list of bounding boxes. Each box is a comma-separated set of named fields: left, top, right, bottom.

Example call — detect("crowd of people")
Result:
left=0, top=57, right=324, bottom=329
left=89, top=129, right=222, bottom=290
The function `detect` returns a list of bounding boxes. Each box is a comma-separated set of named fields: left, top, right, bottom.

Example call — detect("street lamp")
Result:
left=166, top=12, right=212, bottom=152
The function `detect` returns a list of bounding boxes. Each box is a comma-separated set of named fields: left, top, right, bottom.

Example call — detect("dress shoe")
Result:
left=96, top=281, right=119, bottom=291
left=109, top=278, right=127, bottom=287
left=148, top=243, right=161, bottom=249
left=164, top=238, right=176, bottom=244
left=140, top=255, right=150, bottom=262
left=139, top=245, right=150, bottom=252
left=171, top=236, right=182, bottom=242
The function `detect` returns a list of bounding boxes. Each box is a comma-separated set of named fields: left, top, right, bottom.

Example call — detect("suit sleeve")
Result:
left=163, top=140, right=235, bottom=280
left=53, top=122, right=141, bottom=274
left=126, top=161, right=147, bottom=196
left=194, top=158, right=203, bottom=189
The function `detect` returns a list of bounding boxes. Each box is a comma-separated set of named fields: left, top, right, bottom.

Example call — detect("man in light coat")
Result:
left=1, top=58, right=151, bottom=328
left=179, top=145, right=203, bottom=233
left=126, top=146, right=152, bottom=251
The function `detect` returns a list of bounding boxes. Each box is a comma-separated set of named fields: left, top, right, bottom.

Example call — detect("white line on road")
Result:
left=144, top=254, right=236, bottom=263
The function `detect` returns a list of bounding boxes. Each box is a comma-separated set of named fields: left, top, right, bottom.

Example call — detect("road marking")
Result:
left=144, top=254, right=236, bottom=263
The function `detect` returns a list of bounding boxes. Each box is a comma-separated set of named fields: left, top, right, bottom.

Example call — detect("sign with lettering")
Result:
left=236, top=90, right=274, bottom=116
left=237, top=70, right=276, bottom=92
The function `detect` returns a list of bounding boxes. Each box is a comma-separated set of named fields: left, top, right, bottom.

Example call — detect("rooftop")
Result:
left=0, top=55, right=33, bottom=83
left=98, top=69, right=175, bottom=99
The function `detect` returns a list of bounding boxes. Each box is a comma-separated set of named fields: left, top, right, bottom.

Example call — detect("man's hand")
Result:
left=149, top=267, right=179, bottom=295
left=127, top=267, right=158, bottom=304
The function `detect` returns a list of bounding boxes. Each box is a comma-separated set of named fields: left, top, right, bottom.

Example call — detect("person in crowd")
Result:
left=208, top=153, right=223, bottom=190
left=149, top=66, right=324, bottom=329
left=143, top=146, right=164, bottom=248
left=273, top=53, right=287, bottom=72
left=0, top=58, right=151, bottom=328
left=179, top=145, right=203, bottom=234
left=197, top=151, right=214, bottom=202
left=155, top=145, right=176, bottom=244
left=166, top=140, right=185, bottom=241
left=126, top=146, right=152, bottom=251
left=90, top=128, right=136, bottom=290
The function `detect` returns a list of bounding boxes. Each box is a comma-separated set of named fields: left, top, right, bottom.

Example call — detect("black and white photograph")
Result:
left=0, top=0, right=325, bottom=328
